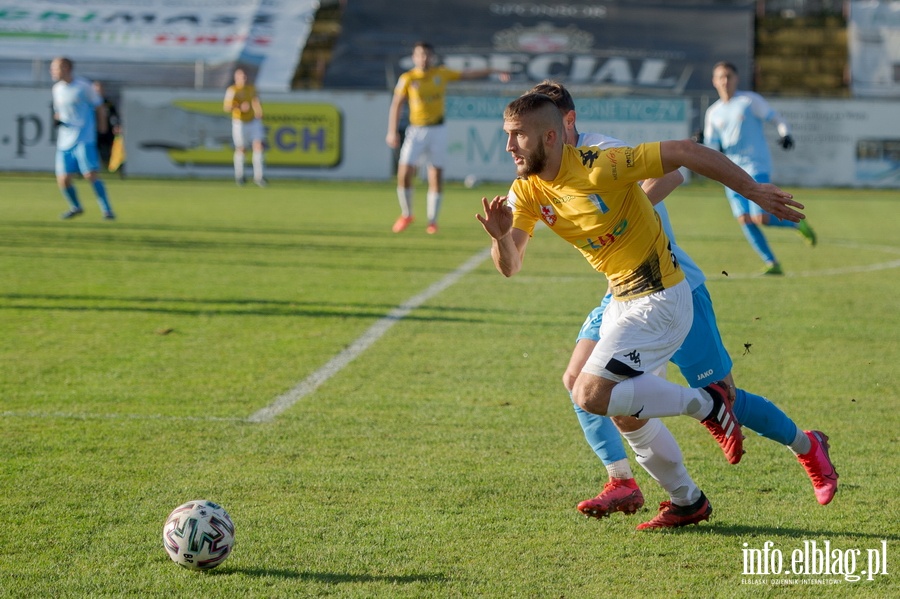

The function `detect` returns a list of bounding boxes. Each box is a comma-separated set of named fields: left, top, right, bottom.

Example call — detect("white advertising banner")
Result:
left=0, top=0, right=318, bottom=91
left=849, top=0, right=900, bottom=97
left=3, top=89, right=897, bottom=188
left=769, top=99, right=900, bottom=187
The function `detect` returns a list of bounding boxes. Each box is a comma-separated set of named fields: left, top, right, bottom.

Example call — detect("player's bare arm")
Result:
left=641, top=169, right=684, bottom=205
left=385, top=92, right=406, bottom=148
left=223, top=89, right=235, bottom=113
left=476, top=196, right=528, bottom=277
left=659, top=139, right=804, bottom=222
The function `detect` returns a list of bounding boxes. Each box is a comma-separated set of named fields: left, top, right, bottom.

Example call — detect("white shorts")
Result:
left=232, top=118, right=264, bottom=149
left=398, top=124, right=448, bottom=169
left=583, top=280, right=693, bottom=382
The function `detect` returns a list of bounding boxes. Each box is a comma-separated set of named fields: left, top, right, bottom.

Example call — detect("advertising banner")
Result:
left=4, top=88, right=896, bottom=188
left=849, top=1, right=900, bottom=97
left=120, top=89, right=389, bottom=179
left=444, top=96, right=690, bottom=182
left=770, top=98, right=900, bottom=187
left=0, top=0, right=318, bottom=91
left=324, top=0, right=754, bottom=93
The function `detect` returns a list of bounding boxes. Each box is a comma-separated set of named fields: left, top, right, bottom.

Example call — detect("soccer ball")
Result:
left=162, top=500, right=235, bottom=570
left=464, top=174, right=480, bottom=189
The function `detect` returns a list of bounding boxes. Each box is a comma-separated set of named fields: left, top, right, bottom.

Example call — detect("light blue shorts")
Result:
left=725, top=172, right=771, bottom=218
left=576, top=283, right=732, bottom=388
left=56, top=143, right=100, bottom=177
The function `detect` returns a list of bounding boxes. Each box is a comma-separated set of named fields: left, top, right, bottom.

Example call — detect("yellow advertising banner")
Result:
left=165, top=100, right=342, bottom=167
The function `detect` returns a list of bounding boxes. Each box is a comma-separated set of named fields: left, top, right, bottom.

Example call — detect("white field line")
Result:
left=246, top=247, right=492, bottom=423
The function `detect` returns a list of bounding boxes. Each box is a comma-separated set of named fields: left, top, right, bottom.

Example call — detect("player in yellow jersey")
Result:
left=224, top=68, right=266, bottom=186
left=386, top=41, right=507, bottom=234
left=477, top=93, right=805, bottom=527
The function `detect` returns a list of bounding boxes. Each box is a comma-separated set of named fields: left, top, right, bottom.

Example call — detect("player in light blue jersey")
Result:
left=530, top=81, right=837, bottom=529
left=50, top=57, right=115, bottom=220
left=704, top=61, right=815, bottom=274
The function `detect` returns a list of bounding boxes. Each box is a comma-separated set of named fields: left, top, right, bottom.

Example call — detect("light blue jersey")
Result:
left=703, top=91, right=785, bottom=177
left=52, top=76, right=101, bottom=151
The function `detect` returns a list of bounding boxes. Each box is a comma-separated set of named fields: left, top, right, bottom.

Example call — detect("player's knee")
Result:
left=572, top=381, right=610, bottom=416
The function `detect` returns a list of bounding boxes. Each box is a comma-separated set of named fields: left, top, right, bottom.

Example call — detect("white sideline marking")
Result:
left=246, top=247, right=493, bottom=423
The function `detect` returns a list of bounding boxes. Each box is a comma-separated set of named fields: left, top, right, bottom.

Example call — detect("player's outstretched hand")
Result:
left=476, top=196, right=513, bottom=240
left=749, top=183, right=805, bottom=223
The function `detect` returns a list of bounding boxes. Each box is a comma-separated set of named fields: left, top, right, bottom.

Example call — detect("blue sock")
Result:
left=765, top=215, right=797, bottom=228
left=62, top=185, right=81, bottom=210
left=92, top=180, right=112, bottom=214
left=573, top=399, right=627, bottom=465
left=739, top=222, right=776, bottom=264
left=731, top=388, right=798, bottom=446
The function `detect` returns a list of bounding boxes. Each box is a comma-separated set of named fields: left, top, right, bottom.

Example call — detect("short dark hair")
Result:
left=53, top=56, right=74, bottom=70
left=713, top=61, right=737, bottom=74
left=413, top=41, right=434, bottom=53
left=529, top=80, right=575, bottom=113
left=504, top=92, right=561, bottom=126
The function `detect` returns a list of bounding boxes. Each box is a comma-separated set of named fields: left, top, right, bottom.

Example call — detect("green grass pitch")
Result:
left=0, top=174, right=898, bottom=597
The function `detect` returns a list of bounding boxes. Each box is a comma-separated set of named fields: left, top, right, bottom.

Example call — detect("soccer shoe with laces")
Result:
left=61, top=207, right=84, bottom=220
left=636, top=492, right=712, bottom=530
left=392, top=215, right=414, bottom=233
left=701, top=381, right=745, bottom=464
left=797, top=430, right=838, bottom=505
left=577, top=478, right=644, bottom=519
left=796, top=219, right=817, bottom=246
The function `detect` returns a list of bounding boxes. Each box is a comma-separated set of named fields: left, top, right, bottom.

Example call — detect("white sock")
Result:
left=233, top=152, right=244, bottom=180
left=252, top=149, right=264, bottom=181
left=397, top=187, right=413, bottom=217
left=426, top=191, right=442, bottom=223
left=605, top=458, right=633, bottom=480
left=622, top=419, right=701, bottom=507
left=788, top=429, right=811, bottom=455
left=607, top=374, right=714, bottom=421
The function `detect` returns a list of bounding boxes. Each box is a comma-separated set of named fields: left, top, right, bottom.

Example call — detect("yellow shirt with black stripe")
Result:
left=509, top=142, right=683, bottom=299
left=394, top=66, right=461, bottom=127
left=227, top=84, right=258, bottom=123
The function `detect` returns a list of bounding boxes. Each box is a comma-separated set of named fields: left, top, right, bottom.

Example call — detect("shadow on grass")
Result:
left=211, top=567, right=447, bottom=585
left=0, top=292, right=512, bottom=323
left=703, top=524, right=900, bottom=542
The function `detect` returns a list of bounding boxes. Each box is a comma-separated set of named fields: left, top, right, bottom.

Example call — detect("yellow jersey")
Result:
left=509, top=142, right=683, bottom=299
left=394, top=66, right=461, bottom=127
left=226, top=84, right=258, bottom=122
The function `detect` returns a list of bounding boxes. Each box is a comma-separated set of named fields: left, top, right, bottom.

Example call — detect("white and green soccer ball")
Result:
left=162, top=500, right=235, bottom=570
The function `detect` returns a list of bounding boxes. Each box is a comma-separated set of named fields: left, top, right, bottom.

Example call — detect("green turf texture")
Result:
left=1, top=174, right=897, bottom=597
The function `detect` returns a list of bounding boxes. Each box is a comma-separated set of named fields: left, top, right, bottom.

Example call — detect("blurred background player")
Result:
left=386, top=41, right=508, bottom=234
left=224, top=68, right=266, bottom=187
left=92, top=81, right=122, bottom=175
left=704, top=61, right=816, bottom=275
left=50, top=57, right=115, bottom=220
